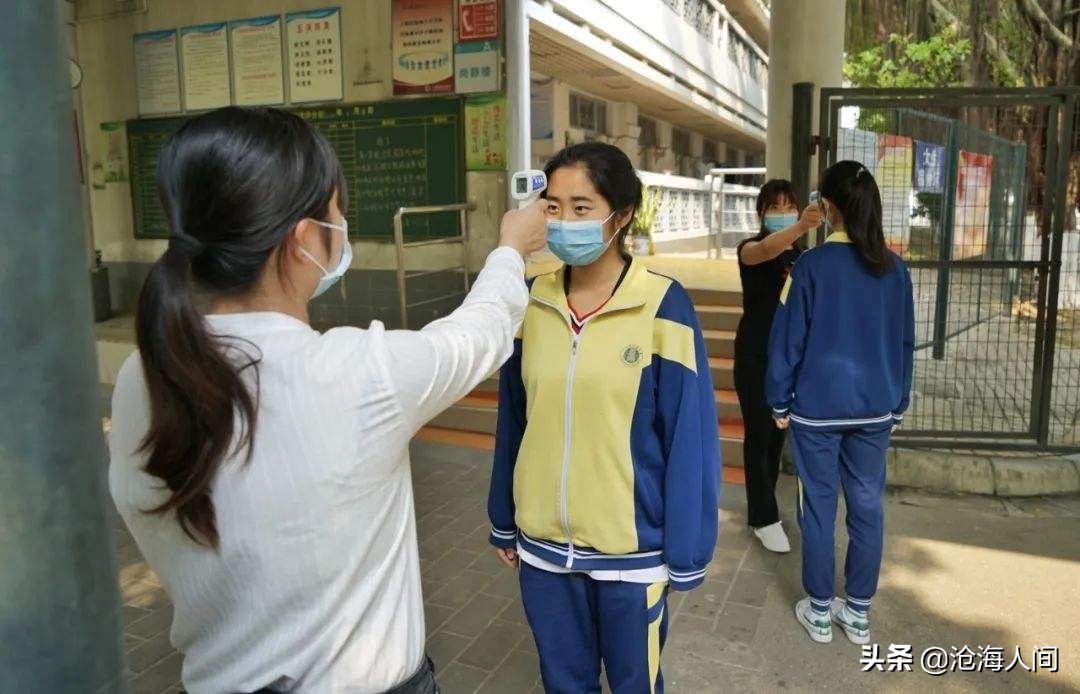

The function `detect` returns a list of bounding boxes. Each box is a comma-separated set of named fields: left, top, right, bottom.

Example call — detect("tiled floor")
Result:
left=115, top=441, right=1080, bottom=693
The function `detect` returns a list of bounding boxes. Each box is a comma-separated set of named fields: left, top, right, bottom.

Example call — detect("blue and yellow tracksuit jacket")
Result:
left=766, top=231, right=916, bottom=429
left=487, top=259, right=720, bottom=590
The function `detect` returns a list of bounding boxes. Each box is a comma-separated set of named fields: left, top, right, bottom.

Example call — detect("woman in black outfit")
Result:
left=734, top=179, right=819, bottom=553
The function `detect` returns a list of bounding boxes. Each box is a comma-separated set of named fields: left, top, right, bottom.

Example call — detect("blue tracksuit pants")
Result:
left=519, top=562, right=669, bottom=694
left=789, top=423, right=891, bottom=614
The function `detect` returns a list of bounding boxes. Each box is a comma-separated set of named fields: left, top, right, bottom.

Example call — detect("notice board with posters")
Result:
left=127, top=98, right=464, bottom=241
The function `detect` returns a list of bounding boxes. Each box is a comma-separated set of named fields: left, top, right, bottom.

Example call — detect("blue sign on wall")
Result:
left=915, top=140, right=946, bottom=193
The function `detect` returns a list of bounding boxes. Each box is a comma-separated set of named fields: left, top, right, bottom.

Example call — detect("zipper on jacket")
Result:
left=532, top=294, right=583, bottom=568
left=560, top=330, right=583, bottom=567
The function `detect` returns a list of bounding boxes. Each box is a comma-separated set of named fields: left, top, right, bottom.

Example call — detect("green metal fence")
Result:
left=813, top=87, right=1079, bottom=451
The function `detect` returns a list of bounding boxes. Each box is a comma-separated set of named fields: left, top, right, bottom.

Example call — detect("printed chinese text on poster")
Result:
left=133, top=30, right=182, bottom=115
left=286, top=8, right=343, bottom=103
left=180, top=23, right=231, bottom=111
left=465, top=94, right=507, bottom=171
left=393, top=0, right=455, bottom=95
left=459, top=0, right=499, bottom=41
left=229, top=16, right=285, bottom=106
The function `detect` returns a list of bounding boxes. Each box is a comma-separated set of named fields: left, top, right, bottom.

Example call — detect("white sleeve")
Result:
left=382, top=247, right=528, bottom=434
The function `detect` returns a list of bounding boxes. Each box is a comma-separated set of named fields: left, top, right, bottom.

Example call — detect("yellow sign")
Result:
left=464, top=94, right=506, bottom=171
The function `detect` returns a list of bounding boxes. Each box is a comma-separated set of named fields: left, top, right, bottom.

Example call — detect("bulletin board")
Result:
left=127, top=97, right=464, bottom=240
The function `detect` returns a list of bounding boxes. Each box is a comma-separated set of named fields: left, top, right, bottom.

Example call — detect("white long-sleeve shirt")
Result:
left=109, top=248, right=527, bottom=694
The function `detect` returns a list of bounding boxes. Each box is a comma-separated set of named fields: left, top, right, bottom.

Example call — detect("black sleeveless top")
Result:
left=734, top=237, right=801, bottom=360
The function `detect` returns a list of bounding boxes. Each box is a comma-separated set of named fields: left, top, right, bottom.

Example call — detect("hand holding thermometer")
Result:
left=511, top=170, right=547, bottom=208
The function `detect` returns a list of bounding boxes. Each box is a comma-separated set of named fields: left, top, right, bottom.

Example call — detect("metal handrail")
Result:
left=393, top=202, right=476, bottom=329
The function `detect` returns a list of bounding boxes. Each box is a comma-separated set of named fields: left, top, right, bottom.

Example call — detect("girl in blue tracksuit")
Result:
left=767, top=160, right=914, bottom=646
left=488, top=143, right=720, bottom=693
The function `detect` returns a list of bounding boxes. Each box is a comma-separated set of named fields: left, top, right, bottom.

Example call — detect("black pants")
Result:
left=734, top=355, right=786, bottom=528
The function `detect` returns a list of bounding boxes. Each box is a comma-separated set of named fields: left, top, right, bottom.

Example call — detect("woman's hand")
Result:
left=499, top=199, right=548, bottom=258
left=798, top=204, right=822, bottom=232
left=495, top=547, right=520, bottom=569
left=773, top=416, right=790, bottom=430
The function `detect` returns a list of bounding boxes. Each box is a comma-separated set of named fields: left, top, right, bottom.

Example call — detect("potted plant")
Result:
left=630, top=185, right=661, bottom=256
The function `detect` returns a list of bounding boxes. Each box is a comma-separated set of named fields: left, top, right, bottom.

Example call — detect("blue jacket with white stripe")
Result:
left=766, top=231, right=915, bottom=430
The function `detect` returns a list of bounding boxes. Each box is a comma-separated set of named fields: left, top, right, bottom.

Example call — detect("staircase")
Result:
left=425, top=287, right=747, bottom=471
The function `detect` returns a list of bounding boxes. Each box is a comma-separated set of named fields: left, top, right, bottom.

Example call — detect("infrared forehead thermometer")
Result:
left=511, top=170, right=547, bottom=208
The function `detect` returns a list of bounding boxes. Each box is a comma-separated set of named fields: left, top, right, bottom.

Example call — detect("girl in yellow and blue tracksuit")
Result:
left=767, top=160, right=915, bottom=646
left=488, top=143, right=720, bottom=693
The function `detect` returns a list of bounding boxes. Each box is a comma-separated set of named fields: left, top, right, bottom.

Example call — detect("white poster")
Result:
left=837, top=127, right=880, bottom=176
left=133, top=30, right=181, bottom=115
left=454, top=40, right=500, bottom=94
left=180, top=23, right=231, bottom=111
left=229, top=16, right=285, bottom=106
left=285, top=8, right=343, bottom=103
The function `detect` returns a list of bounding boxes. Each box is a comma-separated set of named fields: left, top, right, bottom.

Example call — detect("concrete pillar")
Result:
left=0, top=1, right=126, bottom=692
left=765, top=0, right=845, bottom=180
left=610, top=101, right=640, bottom=168
left=506, top=0, right=531, bottom=202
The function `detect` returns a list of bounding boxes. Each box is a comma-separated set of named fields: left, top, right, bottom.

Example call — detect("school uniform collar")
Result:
left=532, top=257, right=649, bottom=319
left=825, top=231, right=853, bottom=243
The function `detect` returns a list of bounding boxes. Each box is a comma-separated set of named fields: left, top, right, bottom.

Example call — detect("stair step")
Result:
left=429, top=404, right=498, bottom=435
left=715, top=389, right=741, bottom=420
left=710, top=357, right=734, bottom=389
left=703, top=330, right=736, bottom=359
left=688, top=288, right=742, bottom=307
left=695, top=305, right=742, bottom=332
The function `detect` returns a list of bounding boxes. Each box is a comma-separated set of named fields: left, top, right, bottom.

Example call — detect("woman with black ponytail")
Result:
left=766, top=160, right=914, bottom=647
left=109, top=106, right=546, bottom=693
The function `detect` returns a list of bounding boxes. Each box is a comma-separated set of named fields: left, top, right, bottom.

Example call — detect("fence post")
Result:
left=932, top=119, right=960, bottom=360
left=0, top=1, right=127, bottom=691
left=1035, top=93, right=1076, bottom=446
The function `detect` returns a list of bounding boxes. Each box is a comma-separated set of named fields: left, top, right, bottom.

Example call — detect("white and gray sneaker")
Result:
left=753, top=521, right=791, bottom=553
left=830, top=598, right=871, bottom=645
left=794, top=598, right=833, bottom=643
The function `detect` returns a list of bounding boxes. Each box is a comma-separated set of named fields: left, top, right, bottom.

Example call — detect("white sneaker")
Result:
left=830, top=598, right=871, bottom=645
left=753, top=521, right=791, bottom=553
left=794, top=598, right=833, bottom=643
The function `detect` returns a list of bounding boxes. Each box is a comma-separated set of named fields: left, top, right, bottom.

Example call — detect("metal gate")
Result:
left=814, top=87, right=1079, bottom=451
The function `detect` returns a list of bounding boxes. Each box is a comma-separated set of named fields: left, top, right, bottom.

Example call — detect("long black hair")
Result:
left=136, top=106, right=346, bottom=548
left=754, top=178, right=800, bottom=240
left=820, top=160, right=892, bottom=277
left=543, top=142, right=642, bottom=247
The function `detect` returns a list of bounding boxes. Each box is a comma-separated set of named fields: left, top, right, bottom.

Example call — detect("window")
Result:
left=638, top=117, right=657, bottom=148
left=570, top=92, right=608, bottom=134
left=725, top=147, right=741, bottom=167
left=673, top=128, right=691, bottom=156
left=702, top=138, right=718, bottom=164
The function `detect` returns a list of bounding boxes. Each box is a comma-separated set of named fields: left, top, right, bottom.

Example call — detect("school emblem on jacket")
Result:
left=622, top=345, right=643, bottom=366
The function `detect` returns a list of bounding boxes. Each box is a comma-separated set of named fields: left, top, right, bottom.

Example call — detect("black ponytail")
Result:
left=136, top=107, right=345, bottom=548
left=820, top=160, right=893, bottom=277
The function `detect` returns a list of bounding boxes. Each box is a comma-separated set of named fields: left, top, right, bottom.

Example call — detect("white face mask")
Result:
left=299, top=218, right=352, bottom=299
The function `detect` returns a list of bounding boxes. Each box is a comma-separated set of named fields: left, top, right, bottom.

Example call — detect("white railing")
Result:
left=638, top=169, right=763, bottom=256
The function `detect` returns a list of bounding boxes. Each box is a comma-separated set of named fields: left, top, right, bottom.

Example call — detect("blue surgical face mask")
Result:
left=546, top=210, right=618, bottom=266
left=763, top=213, right=797, bottom=232
left=299, top=218, right=352, bottom=299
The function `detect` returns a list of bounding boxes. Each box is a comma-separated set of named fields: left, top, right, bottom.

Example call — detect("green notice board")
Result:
left=127, top=97, right=465, bottom=240
left=128, top=116, right=186, bottom=239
